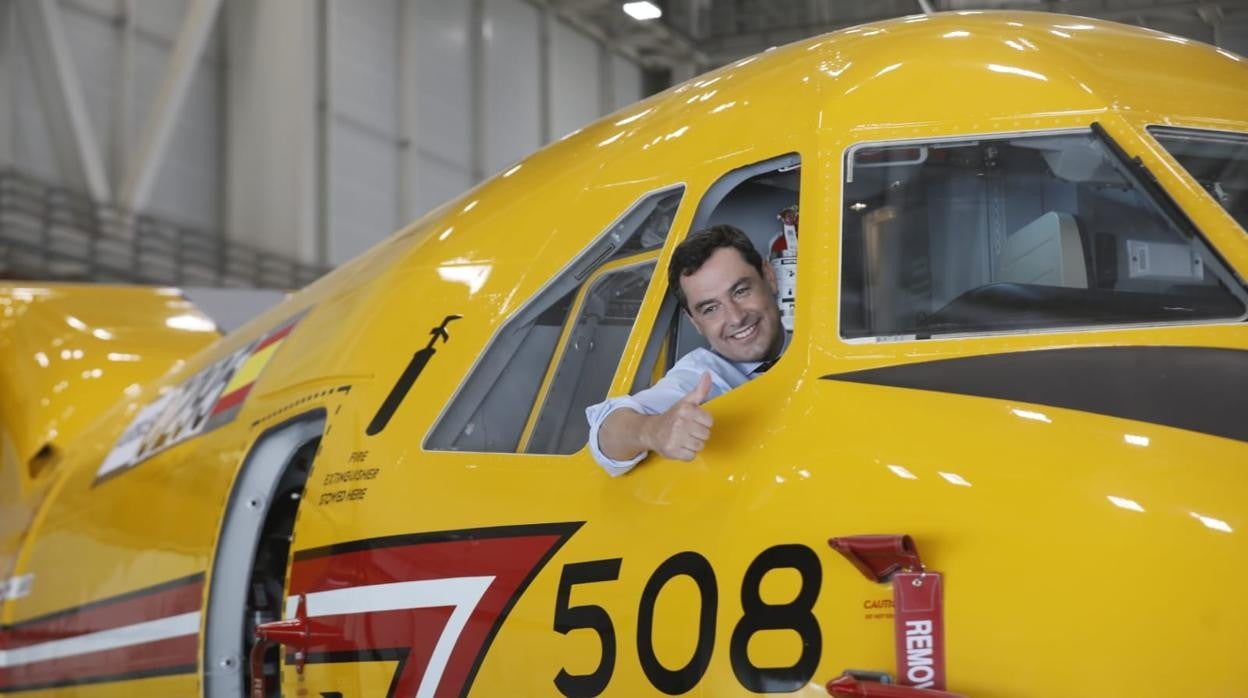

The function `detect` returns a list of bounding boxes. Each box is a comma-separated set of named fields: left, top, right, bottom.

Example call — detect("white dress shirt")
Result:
left=584, top=348, right=768, bottom=476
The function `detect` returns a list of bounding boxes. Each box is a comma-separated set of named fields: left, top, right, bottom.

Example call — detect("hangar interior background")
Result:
left=1, top=0, right=1246, bottom=290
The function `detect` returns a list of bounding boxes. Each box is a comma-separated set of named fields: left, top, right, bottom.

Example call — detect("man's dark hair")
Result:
left=667, top=224, right=764, bottom=312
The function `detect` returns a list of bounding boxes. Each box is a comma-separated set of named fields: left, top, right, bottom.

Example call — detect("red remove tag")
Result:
left=892, top=572, right=945, bottom=691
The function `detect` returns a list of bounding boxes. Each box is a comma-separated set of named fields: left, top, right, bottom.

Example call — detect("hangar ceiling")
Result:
left=546, top=0, right=1248, bottom=69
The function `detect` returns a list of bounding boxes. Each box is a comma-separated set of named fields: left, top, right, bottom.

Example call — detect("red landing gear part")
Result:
left=250, top=594, right=310, bottom=698
left=826, top=535, right=965, bottom=698
left=826, top=672, right=967, bottom=697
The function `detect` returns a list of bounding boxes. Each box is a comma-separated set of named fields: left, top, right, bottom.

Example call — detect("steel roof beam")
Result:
left=119, top=0, right=223, bottom=212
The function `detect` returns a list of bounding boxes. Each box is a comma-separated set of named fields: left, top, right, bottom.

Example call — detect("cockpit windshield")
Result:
left=840, top=128, right=1247, bottom=341
left=1150, top=127, right=1248, bottom=235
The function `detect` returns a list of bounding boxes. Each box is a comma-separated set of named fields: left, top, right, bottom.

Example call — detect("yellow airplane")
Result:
left=2, top=10, right=1247, bottom=697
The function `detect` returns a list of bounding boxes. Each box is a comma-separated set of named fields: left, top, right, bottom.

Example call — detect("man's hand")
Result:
left=640, top=372, right=714, bottom=461
left=595, top=372, right=716, bottom=464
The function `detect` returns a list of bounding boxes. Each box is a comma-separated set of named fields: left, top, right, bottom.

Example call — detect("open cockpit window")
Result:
left=1149, top=126, right=1248, bottom=235
left=426, top=186, right=682, bottom=453
left=630, top=154, right=801, bottom=391
left=840, top=130, right=1247, bottom=341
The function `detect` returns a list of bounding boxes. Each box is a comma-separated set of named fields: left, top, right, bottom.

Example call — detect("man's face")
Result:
left=680, top=246, right=784, bottom=363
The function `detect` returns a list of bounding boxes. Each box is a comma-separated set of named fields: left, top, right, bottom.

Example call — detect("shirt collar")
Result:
left=732, top=330, right=792, bottom=375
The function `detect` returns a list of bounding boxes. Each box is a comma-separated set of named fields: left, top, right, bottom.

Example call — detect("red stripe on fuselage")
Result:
left=210, top=383, right=253, bottom=417
left=0, top=575, right=202, bottom=691
left=0, top=635, right=197, bottom=691
left=2, top=577, right=202, bottom=649
left=254, top=322, right=296, bottom=352
left=288, top=528, right=578, bottom=698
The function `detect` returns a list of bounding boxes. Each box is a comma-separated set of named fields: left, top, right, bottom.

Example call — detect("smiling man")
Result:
left=585, top=225, right=787, bottom=475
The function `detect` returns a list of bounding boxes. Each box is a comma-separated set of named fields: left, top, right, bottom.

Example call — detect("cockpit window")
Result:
left=426, top=186, right=682, bottom=453
left=1149, top=126, right=1248, bottom=235
left=840, top=129, right=1247, bottom=341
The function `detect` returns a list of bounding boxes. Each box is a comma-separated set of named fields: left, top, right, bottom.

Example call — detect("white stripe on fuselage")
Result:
left=284, top=576, right=495, bottom=698
left=0, top=611, right=200, bottom=669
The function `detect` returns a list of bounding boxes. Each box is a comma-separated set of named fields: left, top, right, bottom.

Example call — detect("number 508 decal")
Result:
left=552, top=544, right=822, bottom=696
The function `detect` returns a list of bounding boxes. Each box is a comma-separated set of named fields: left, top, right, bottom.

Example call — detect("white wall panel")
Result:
left=128, top=36, right=171, bottom=173
left=550, top=20, right=599, bottom=140
left=3, top=0, right=647, bottom=273
left=0, top=2, right=12, bottom=165
left=333, top=0, right=398, bottom=136
left=1223, top=24, right=1248, bottom=57
left=66, top=0, right=120, bottom=19
left=52, top=0, right=225, bottom=230
left=11, top=23, right=61, bottom=182
left=612, top=54, right=643, bottom=111
left=147, top=57, right=222, bottom=230
left=483, top=0, right=540, bottom=176
left=415, top=0, right=472, bottom=172
left=132, top=0, right=190, bottom=42
left=330, top=123, right=400, bottom=264
left=225, top=0, right=317, bottom=261
left=415, top=154, right=474, bottom=217
left=326, top=0, right=401, bottom=265
left=59, top=4, right=117, bottom=171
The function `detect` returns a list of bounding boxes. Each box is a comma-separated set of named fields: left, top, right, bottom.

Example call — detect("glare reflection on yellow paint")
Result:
left=939, top=471, right=972, bottom=487
left=1011, top=408, right=1051, bottom=423
left=1191, top=512, right=1233, bottom=533
left=613, top=108, right=652, bottom=126
left=887, top=464, right=918, bottom=480
left=165, top=314, right=217, bottom=333
left=1107, top=495, right=1145, bottom=512
left=987, top=63, right=1048, bottom=81
left=438, top=264, right=492, bottom=294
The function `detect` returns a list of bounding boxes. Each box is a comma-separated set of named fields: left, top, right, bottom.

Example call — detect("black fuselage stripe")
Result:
left=822, top=346, right=1248, bottom=443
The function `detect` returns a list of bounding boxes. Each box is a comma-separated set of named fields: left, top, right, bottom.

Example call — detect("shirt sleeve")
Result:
left=584, top=395, right=651, bottom=476
left=584, top=358, right=722, bottom=476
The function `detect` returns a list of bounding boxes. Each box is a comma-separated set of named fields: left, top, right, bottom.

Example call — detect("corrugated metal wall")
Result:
left=0, top=0, right=646, bottom=269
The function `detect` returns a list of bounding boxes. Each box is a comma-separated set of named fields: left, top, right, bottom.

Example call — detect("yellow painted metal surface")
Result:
left=0, top=12, right=1245, bottom=697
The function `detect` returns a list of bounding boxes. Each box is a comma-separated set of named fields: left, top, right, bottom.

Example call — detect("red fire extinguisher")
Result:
left=769, top=205, right=798, bottom=331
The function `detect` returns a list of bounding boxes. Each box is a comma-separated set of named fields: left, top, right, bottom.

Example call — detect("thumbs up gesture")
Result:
left=643, top=372, right=715, bottom=461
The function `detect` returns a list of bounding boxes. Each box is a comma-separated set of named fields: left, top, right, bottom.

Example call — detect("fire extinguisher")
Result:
left=769, top=205, right=798, bottom=331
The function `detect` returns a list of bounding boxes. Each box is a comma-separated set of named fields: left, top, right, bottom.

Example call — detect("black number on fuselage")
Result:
left=729, top=543, right=823, bottom=692
left=636, top=551, right=717, bottom=695
left=553, top=558, right=622, bottom=697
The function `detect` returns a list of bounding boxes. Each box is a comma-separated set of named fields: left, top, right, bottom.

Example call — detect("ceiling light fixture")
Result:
left=623, top=1, right=662, bottom=21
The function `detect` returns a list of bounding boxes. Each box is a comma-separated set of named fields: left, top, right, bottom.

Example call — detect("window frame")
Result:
left=837, top=126, right=1248, bottom=345
left=1146, top=124, right=1248, bottom=238
left=518, top=252, right=660, bottom=454
left=423, top=184, right=684, bottom=455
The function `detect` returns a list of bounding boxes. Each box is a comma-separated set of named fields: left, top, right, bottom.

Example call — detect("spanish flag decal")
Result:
left=204, top=317, right=300, bottom=431
left=96, top=311, right=308, bottom=482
